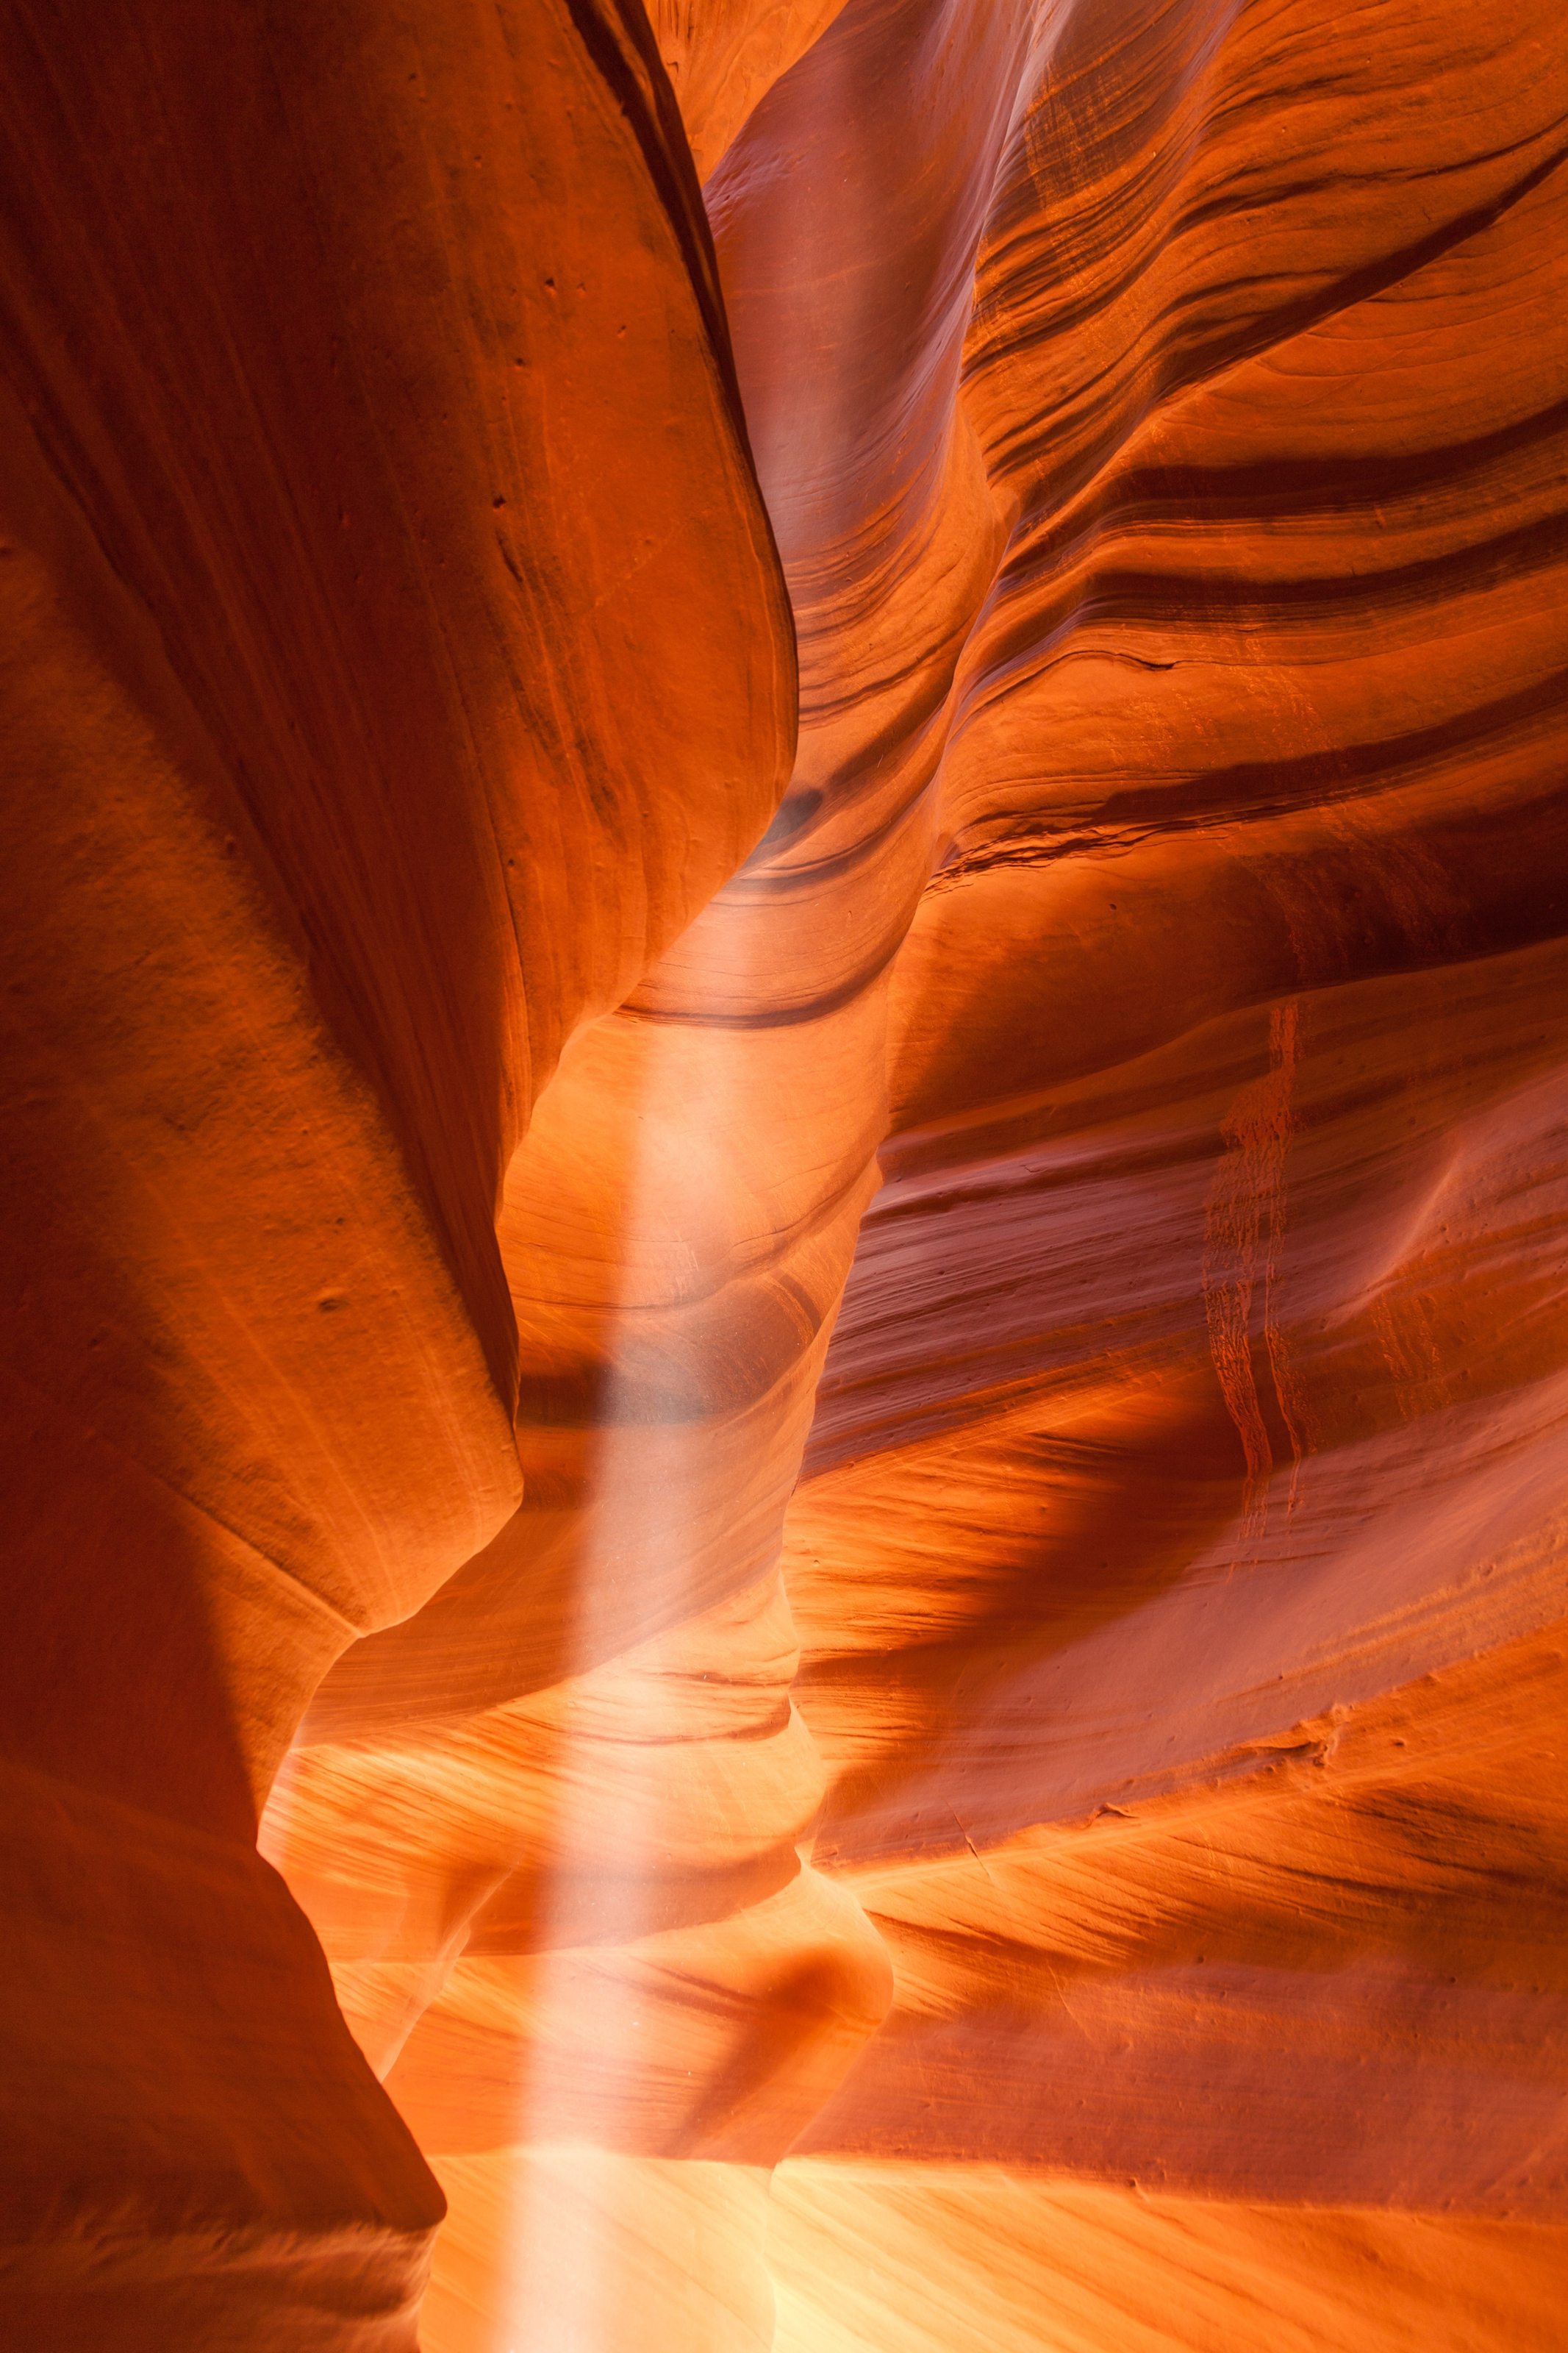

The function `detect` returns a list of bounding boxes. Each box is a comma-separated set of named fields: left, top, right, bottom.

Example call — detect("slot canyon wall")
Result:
left=1, top=0, right=1566, bottom=2348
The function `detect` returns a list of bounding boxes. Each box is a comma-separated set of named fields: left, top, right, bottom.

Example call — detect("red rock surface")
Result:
left=4, top=0, right=1567, bottom=2346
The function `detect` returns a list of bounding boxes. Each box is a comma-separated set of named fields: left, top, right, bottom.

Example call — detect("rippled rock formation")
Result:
left=3, top=0, right=1566, bottom=2346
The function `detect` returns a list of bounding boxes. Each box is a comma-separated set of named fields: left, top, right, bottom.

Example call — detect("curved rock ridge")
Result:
left=0, top=1, right=791, bottom=2340
left=271, top=0, right=1567, bottom=2345
left=647, top=0, right=851, bottom=180
left=4, top=0, right=1566, bottom=2347
left=264, top=7, right=1054, bottom=2345
left=767, top=0, right=1568, bottom=2343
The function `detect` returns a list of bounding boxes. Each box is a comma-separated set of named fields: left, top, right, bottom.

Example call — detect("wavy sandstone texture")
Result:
left=2, top=0, right=1567, bottom=2348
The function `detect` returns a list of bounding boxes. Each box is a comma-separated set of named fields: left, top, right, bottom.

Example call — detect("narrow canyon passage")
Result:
left=2, top=1, right=1567, bottom=2349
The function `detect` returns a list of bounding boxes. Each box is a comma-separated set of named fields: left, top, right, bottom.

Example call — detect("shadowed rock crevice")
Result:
left=3, top=0, right=1566, bottom=2347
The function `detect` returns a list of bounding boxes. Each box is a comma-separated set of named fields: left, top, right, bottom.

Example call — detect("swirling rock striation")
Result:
left=765, top=0, right=1568, bottom=2343
left=2, top=0, right=1566, bottom=2347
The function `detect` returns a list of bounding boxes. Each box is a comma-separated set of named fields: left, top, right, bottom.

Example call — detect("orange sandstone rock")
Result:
left=647, top=0, right=850, bottom=179
left=767, top=0, right=1568, bottom=2343
left=4, top=0, right=1567, bottom=2344
left=0, top=1, right=790, bottom=2337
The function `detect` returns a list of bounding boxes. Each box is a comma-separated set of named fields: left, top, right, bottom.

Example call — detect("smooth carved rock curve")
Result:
left=3, top=0, right=1567, bottom=2348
